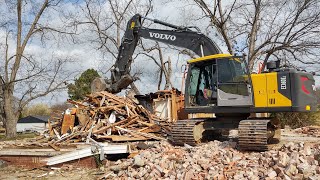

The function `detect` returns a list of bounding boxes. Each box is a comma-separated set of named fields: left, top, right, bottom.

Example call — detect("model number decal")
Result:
left=280, top=76, right=287, bottom=90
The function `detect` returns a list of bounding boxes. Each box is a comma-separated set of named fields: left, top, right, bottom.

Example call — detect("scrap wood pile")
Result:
left=46, top=91, right=171, bottom=146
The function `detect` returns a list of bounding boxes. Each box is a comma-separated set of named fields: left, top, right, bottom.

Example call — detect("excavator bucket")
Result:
left=91, top=75, right=135, bottom=93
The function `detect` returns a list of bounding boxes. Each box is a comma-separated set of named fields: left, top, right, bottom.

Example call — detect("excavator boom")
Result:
left=98, top=14, right=222, bottom=93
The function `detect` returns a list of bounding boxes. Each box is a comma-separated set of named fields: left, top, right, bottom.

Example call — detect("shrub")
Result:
left=22, top=103, right=51, bottom=117
left=274, top=111, right=320, bottom=129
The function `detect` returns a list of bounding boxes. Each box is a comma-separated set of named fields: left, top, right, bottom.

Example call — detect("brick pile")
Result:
left=294, top=126, right=320, bottom=137
left=99, top=141, right=320, bottom=180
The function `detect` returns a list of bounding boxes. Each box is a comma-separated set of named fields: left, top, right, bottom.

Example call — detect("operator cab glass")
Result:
left=186, top=54, right=253, bottom=107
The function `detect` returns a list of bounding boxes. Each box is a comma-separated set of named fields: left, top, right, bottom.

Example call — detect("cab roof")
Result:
left=187, top=54, right=234, bottom=64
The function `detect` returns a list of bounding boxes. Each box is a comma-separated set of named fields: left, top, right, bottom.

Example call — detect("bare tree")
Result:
left=193, top=0, right=320, bottom=71
left=160, top=56, right=172, bottom=90
left=250, top=0, right=320, bottom=70
left=0, top=0, right=76, bottom=138
left=73, top=0, right=154, bottom=94
left=138, top=42, right=173, bottom=90
left=194, top=0, right=238, bottom=54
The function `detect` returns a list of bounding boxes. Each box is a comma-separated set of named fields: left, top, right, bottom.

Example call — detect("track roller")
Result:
left=171, top=119, right=204, bottom=146
left=238, top=118, right=281, bottom=151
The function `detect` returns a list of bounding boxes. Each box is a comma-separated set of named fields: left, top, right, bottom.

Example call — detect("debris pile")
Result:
left=46, top=91, right=169, bottom=146
left=99, top=141, right=320, bottom=180
left=134, top=89, right=187, bottom=123
left=294, top=126, right=320, bottom=137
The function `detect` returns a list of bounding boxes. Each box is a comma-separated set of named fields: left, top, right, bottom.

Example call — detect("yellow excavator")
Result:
left=93, top=14, right=317, bottom=151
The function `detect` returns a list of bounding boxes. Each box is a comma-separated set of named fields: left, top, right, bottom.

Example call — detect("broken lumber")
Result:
left=45, top=91, right=167, bottom=145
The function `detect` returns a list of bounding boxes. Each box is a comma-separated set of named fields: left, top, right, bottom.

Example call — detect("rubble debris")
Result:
left=134, top=89, right=187, bottom=122
left=45, top=143, right=130, bottom=166
left=294, top=126, right=320, bottom=137
left=100, top=141, right=320, bottom=179
left=1, top=124, right=320, bottom=178
left=0, top=159, right=7, bottom=168
left=45, top=91, right=170, bottom=146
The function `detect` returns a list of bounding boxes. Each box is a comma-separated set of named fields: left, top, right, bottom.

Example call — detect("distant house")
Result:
left=17, top=116, right=49, bottom=132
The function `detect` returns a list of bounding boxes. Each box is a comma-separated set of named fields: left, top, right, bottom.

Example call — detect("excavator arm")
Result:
left=96, top=14, right=222, bottom=93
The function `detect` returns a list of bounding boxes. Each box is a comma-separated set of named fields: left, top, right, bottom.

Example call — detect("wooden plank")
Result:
left=99, top=95, right=106, bottom=107
left=54, top=131, right=81, bottom=144
left=84, top=120, right=94, bottom=131
left=120, top=116, right=139, bottom=128
left=96, top=135, right=148, bottom=141
left=112, top=107, right=127, bottom=115
left=92, top=121, right=104, bottom=132
left=137, top=127, right=149, bottom=132
left=171, top=91, right=178, bottom=122
left=67, top=139, right=82, bottom=143
left=48, top=142, right=60, bottom=151
left=115, top=126, right=166, bottom=141
left=99, top=92, right=136, bottom=109
left=140, top=125, right=161, bottom=133
left=97, top=104, right=125, bottom=110
left=136, top=120, right=155, bottom=127
left=61, top=114, right=75, bottom=134
left=80, top=119, right=90, bottom=131
left=76, top=109, right=90, bottom=126
left=53, top=128, right=61, bottom=140
left=93, top=118, right=129, bottom=134
left=48, top=117, right=53, bottom=136
left=35, top=137, right=51, bottom=144
left=112, top=136, right=147, bottom=141
left=67, top=99, right=87, bottom=108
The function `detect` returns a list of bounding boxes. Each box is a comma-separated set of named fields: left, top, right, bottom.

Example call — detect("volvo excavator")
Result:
left=93, top=14, right=317, bottom=151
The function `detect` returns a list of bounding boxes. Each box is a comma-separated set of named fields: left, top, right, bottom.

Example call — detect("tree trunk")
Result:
left=158, top=68, right=163, bottom=90
left=164, top=57, right=172, bottom=90
left=0, top=104, right=4, bottom=126
left=0, top=81, right=4, bottom=124
left=217, top=0, right=234, bottom=55
left=3, top=88, right=18, bottom=138
left=220, top=28, right=234, bottom=55
left=248, top=0, right=261, bottom=71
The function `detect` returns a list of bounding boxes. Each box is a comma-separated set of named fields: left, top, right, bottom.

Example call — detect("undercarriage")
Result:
left=170, top=115, right=281, bottom=151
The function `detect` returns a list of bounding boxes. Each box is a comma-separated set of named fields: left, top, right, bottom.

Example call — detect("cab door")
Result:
left=216, top=58, right=253, bottom=107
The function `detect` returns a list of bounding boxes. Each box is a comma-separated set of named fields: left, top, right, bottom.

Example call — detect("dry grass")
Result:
left=315, top=111, right=320, bottom=125
left=274, top=110, right=320, bottom=129
left=0, top=132, right=38, bottom=141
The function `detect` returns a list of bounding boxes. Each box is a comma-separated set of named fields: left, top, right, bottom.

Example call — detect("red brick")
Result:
left=0, top=155, right=97, bottom=168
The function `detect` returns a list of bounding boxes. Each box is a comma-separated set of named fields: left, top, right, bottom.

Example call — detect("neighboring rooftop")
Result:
left=18, top=116, right=49, bottom=123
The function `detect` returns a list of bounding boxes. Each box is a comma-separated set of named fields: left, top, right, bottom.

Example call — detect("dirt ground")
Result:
left=0, top=127, right=320, bottom=180
left=0, top=166, right=101, bottom=180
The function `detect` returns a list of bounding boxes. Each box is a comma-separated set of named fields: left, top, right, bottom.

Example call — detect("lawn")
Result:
left=0, top=132, right=38, bottom=141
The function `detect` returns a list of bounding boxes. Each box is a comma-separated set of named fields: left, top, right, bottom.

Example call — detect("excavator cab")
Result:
left=186, top=54, right=253, bottom=108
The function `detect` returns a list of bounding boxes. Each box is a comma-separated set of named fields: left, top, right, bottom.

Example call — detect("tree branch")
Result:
left=10, top=0, right=49, bottom=83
